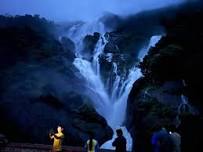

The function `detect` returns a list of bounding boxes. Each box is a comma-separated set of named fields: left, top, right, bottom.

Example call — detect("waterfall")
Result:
left=73, top=34, right=111, bottom=120
left=178, top=80, right=197, bottom=115
left=67, top=21, right=106, bottom=53
left=138, top=35, right=162, bottom=61
left=101, top=35, right=162, bottom=150
left=66, top=22, right=162, bottom=151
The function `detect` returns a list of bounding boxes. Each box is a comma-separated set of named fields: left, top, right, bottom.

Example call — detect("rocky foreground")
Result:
left=0, top=143, right=114, bottom=152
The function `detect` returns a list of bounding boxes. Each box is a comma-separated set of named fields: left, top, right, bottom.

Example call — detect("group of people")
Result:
left=49, top=125, right=180, bottom=152
left=85, top=128, right=127, bottom=152
left=84, top=128, right=127, bottom=152
left=49, top=126, right=127, bottom=152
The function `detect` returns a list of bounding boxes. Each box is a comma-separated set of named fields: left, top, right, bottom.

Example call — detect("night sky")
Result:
left=0, top=0, right=185, bottom=22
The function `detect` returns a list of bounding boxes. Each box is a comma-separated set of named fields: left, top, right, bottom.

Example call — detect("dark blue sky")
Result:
left=0, top=0, right=186, bottom=22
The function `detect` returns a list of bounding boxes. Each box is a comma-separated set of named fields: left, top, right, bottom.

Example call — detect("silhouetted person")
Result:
left=151, top=126, right=162, bottom=152
left=178, top=114, right=203, bottom=152
left=112, top=129, right=127, bottom=152
left=169, top=125, right=181, bottom=152
left=85, top=133, right=98, bottom=152
left=151, top=127, right=174, bottom=152
left=49, top=125, right=64, bottom=152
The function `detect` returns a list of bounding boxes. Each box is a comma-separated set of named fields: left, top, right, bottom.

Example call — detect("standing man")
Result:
left=169, top=125, right=181, bottom=152
left=112, top=128, right=127, bottom=152
left=49, top=125, right=64, bottom=152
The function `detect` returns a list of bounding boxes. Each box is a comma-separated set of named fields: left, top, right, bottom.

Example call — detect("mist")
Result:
left=0, top=0, right=186, bottom=22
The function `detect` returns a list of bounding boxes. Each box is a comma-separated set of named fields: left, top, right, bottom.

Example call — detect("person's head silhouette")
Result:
left=113, top=128, right=126, bottom=152
left=116, top=129, right=123, bottom=137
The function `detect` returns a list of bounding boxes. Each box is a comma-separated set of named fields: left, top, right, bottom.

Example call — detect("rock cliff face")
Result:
left=126, top=2, right=203, bottom=152
left=0, top=15, right=113, bottom=146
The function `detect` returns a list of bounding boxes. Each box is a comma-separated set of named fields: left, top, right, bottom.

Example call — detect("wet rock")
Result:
left=0, top=64, right=113, bottom=146
left=82, top=32, right=100, bottom=60
left=126, top=3, right=203, bottom=151
left=126, top=78, right=182, bottom=151
left=60, top=37, right=75, bottom=61
left=0, top=134, right=8, bottom=146
left=0, top=15, right=113, bottom=146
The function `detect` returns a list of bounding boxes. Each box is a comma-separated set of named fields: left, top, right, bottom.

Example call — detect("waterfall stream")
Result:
left=65, top=21, right=162, bottom=151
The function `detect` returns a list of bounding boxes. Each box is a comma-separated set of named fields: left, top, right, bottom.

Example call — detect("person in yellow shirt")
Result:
left=85, top=133, right=99, bottom=152
left=49, top=125, right=64, bottom=152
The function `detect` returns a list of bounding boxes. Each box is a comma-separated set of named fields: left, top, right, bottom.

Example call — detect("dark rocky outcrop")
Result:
left=60, top=36, right=76, bottom=61
left=126, top=1, right=203, bottom=152
left=98, top=7, right=168, bottom=92
left=99, top=12, right=123, bottom=31
left=0, top=15, right=113, bottom=146
left=126, top=78, right=181, bottom=152
left=82, top=32, right=100, bottom=60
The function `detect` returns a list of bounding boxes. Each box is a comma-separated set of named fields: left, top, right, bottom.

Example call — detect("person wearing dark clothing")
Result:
left=151, top=127, right=174, bottom=152
left=178, top=115, right=203, bottom=152
left=112, top=129, right=127, bottom=152
left=169, top=125, right=181, bottom=152
left=159, top=128, right=174, bottom=152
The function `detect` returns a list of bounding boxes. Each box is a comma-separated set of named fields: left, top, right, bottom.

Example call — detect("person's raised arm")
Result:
left=49, top=133, right=54, bottom=139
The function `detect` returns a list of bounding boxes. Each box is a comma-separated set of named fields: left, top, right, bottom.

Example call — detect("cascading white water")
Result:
left=178, top=80, right=197, bottom=115
left=66, top=22, right=162, bottom=151
left=73, top=34, right=112, bottom=120
left=101, top=35, right=163, bottom=150
left=108, top=67, right=142, bottom=127
left=138, top=35, right=162, bottom=62
left=67, top=21, right=106, bottom=53
left=92, top=36, right=108, bottom=76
